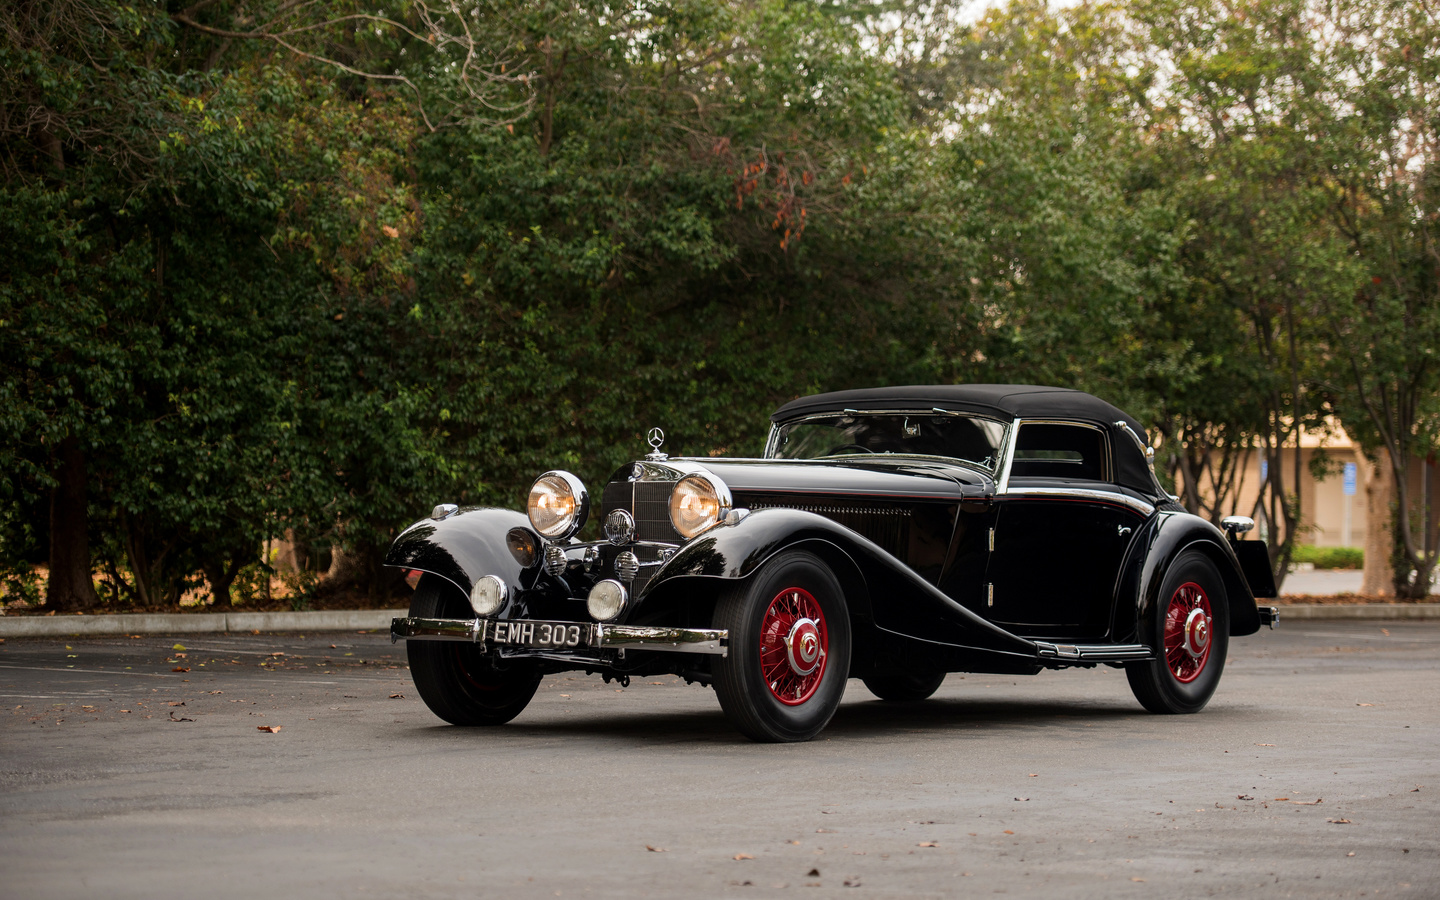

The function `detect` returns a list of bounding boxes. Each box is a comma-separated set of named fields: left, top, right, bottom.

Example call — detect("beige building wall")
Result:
left=1198, top=424, right=1437, bottom=549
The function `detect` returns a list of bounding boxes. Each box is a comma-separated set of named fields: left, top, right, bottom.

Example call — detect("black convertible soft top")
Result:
left=771, top=384, right=1159, bottom=496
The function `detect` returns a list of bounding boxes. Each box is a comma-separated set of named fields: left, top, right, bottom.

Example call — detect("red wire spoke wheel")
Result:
left=713, top=551, right=851, bottom=742
left=1163, top=582, right=1213, bottom=683
left=758, top=587, right=829, bottom=706
left=1126, top=551, right=1229, bottom=715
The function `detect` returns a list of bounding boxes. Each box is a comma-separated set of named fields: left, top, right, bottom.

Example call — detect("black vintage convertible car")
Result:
left=388, top=384, right=1278, bottom=742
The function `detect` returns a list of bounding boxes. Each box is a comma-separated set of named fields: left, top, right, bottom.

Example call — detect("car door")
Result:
left=983, top=421, right=1147, bottom=640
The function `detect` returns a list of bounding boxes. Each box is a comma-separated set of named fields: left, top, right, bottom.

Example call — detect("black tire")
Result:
left=713, top=551, right=852, bottom=742
left=406, top=574, right=541, bottom=726
left=1126, top=550, right=1230, bottom=714
left=862, top=670, right=947, bottom=702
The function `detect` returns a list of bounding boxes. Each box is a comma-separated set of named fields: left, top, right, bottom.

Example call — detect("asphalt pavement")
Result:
left=1, top=622, right=1435, bottom=899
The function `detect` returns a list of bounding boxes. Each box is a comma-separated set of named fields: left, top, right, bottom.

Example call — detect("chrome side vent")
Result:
left=738, top=496, right=911, bottom=559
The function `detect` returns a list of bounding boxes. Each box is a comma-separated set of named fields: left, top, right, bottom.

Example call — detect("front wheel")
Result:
left=1126, top=551, right=1229, bottom=714
left=406, top=574, right=541, bottom=725
left=713, top=551, right=852, bottom=742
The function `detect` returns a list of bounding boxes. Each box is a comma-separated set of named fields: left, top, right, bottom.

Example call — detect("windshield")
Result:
left=769, top=413, right=1007, bottom=470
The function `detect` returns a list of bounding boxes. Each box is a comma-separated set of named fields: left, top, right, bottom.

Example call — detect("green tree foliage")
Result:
left=405, top=0, right=968, bottom=511
left=1, top=2, right=439, bottom=607
left=4, top=0, right=1435, bottom=606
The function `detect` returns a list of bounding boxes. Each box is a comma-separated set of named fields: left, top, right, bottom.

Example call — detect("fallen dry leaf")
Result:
left=171, top=667, right=190, bottom=673
left=1003, top=830, right=1015, bottom=835
left=389, top=693, right=405, bottom=699
left=1328, top=818, right=1352, bottom=825
left=257, top=725, right=282, bottom=733
left=1238, top=794, right=1254, bottom=801
left=168, top=712, right=194, bottom=722
left=733, top=854, right=754, bottom=861
left=1256, top=743, right=1276, bottom=747
left=1292, top=799, right=1323, bottom=805
left=843, top=878, right=862, bottom=887
left=1013, top=797, right=1029, bottom=802
left=1029, top=773, right=1038, bottom=777
left=167, top=701, right=185, bottom=707
left=1357, top=703, right=1374, bottom=707
left=172, top=644, right=186, bottom=651
left=918, top=842, right=938, bottom=848
left=1273, top=797, right=1290, bottom=801
left=816, top=828, right=835, bottom=834
left=806, top=868, right=820, bottom=877
left=645, top=845, right=668, bottom=853
left=1131, top=877, right=1146, bottom=882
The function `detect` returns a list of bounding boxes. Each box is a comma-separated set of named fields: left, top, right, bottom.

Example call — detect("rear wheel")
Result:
left=713, top=551, right=852, bottom=742
left=862, top=670, right=946, bottom=702
left=406, top=574, right=541, bottom=725
left=1126, top=551, right=1229, bottom=714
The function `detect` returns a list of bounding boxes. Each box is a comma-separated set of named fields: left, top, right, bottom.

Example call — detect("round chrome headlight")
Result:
left=587, top=579, right=628, bottom=622
left=668, top=472, right=732, bottom=539
left=469, top=575, right=507, bottom=617
left=527, top=470, right=589, bottom=539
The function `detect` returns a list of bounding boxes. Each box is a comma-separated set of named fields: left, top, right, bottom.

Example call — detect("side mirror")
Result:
left=1221, top=515, right=1255, bottom=540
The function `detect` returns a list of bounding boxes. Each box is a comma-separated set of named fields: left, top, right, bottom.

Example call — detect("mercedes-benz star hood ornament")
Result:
left=645, top=427, right=667, bottom=461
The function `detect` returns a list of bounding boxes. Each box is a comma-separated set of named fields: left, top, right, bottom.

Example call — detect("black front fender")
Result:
left=1134, top=512, right=1261, bottom=637
left=383, top=508, right=537, bottom=600
left=644, top=508, right=1037, bottom=660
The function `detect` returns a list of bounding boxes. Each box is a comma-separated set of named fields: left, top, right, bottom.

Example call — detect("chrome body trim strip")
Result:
left=1034, top=641, right=1152, bottom=662
left=995, top=418, right=1023, bottom=493
left=390, top=617, right=729, bottom=656
left=1002, top=486, right=1156, bottom=517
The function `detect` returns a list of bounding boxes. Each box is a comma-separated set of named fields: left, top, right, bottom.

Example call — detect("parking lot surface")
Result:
left=1, top=621, right=1435, bottom=899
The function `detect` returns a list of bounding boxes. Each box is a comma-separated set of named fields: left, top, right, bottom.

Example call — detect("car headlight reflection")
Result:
left=527, top=471, right=589, bottom=540
left=668, top=473, right=732, bottom=539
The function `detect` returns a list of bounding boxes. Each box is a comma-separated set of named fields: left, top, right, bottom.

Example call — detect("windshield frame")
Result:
left=764, top=409, right=1012, bottom=472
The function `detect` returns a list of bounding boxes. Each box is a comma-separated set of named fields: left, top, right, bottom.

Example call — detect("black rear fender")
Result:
left=1132, top=512, right=1261, bottom=638
left=383, top=507, right=537, bottom=601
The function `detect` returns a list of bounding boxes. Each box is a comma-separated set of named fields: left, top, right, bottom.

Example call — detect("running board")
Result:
left=1034, top=642, right=1152, bottom=663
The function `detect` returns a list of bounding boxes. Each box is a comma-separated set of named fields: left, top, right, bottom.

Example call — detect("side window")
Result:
left=1010, top=423, right=1106, bottom=481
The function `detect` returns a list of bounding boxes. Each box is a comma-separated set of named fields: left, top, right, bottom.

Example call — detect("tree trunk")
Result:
left=1359, top=451, right=1393, bottom=597
left=45, top=437, right=99, bottom=611
left=202, top=555, right=245, bottom=609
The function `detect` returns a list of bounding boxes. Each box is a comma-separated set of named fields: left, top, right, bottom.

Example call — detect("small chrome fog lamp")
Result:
left=587, top=579, right=628, bottom=622
left=527, top=471, right=589, bottom=540
left=469, top=575, right=507, bottom=617
left=543, top=544, right=568, bottom=577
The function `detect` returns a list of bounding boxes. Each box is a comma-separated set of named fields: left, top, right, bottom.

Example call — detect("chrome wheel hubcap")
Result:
left=1183, top=607, right=1210, bottom=658
left=785, top=618, right=823, bottom=676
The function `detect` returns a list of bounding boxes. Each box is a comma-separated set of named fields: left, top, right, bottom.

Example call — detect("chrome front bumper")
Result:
left=391, top=616, right=729, bottom=656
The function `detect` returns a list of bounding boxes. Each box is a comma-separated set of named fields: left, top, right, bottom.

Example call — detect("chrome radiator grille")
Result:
left=601, top=480, right=679, bottom=543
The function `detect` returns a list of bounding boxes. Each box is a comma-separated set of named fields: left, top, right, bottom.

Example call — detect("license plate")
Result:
left=482, top=619, right=589, bottom=649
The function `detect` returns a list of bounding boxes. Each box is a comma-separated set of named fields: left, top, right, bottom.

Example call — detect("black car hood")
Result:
left=670, top=457, right=991, bottom=501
